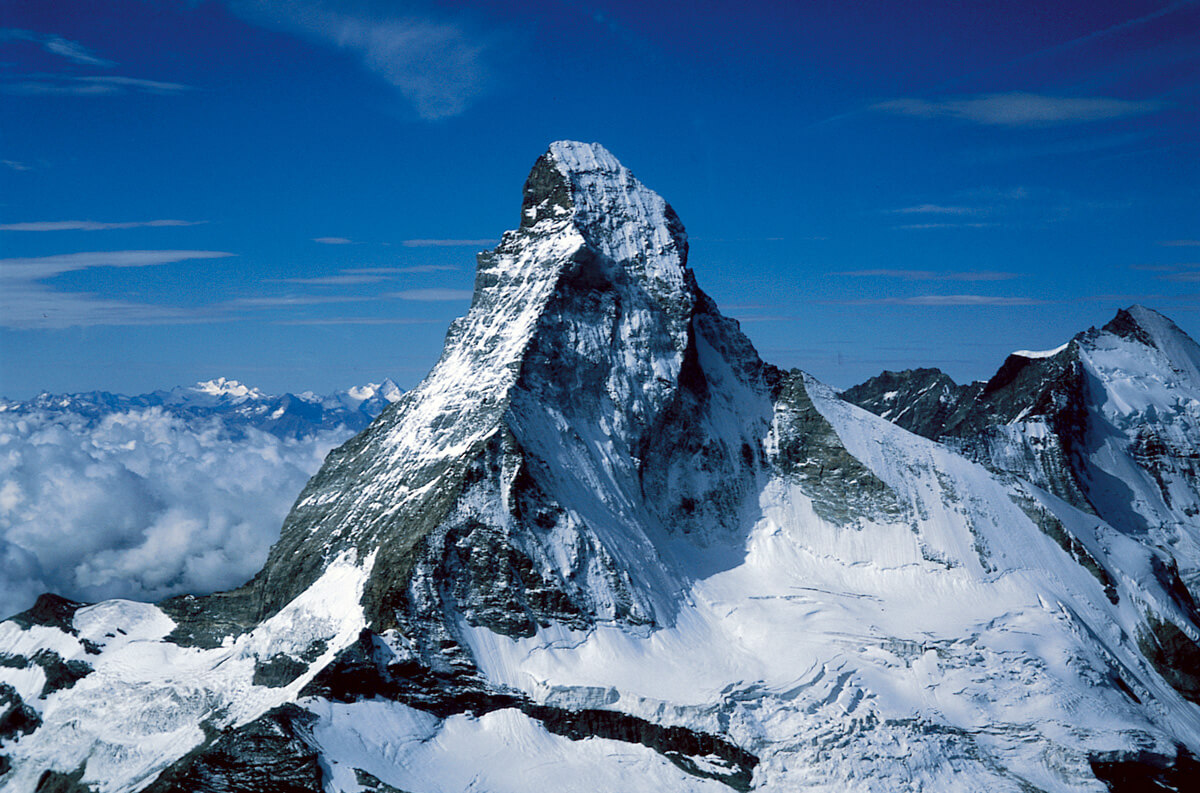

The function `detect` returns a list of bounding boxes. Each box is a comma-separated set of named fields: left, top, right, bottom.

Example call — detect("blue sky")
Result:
left=1, top=0, right=1198, bottom=398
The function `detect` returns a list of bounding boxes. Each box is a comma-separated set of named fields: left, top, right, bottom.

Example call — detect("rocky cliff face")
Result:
left=1, top=144, right=1199, bottom=793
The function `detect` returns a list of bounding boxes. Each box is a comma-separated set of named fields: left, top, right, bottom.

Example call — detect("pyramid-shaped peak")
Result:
left=546, top=140, right=624, bottom=174
left=515, top=141, right=692, bottom=318
left=1104, top=305, right=1184, bottom=347
left=1090, top=304, right=1200, bottom=384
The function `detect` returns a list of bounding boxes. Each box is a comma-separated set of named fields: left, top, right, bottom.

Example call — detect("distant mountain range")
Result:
left=0, top=377, right=403, bottom=439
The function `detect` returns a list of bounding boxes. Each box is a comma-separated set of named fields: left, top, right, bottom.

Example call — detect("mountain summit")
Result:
left=2, top=143, right=1199, bottom=792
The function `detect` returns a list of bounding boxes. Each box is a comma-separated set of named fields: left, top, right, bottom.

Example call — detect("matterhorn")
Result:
left=1, top=142, right=1197, bottom=792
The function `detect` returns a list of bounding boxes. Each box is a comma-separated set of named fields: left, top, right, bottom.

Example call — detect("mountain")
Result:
left=844, top=306, right=1200, bottom=609
left=0, top=377, right=403, bottom=440
left=1, top=142, right=1198, bottom=792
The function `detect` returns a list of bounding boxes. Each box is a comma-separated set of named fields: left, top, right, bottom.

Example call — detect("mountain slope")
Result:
left=0, top=143, right=1198, bottom=792
left=845, top=307, right=1200, bottom=607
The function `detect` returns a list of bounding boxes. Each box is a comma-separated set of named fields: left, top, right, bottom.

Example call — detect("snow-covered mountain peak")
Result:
left=341, top=378, right=402, bottom=408
left=192, top=376, right=265, bottom=400
left=515, top=141, right=692, bottom=326
left=1088, top=304, right=1200, bottom=385
left=217, top=141, right=767, bottom=645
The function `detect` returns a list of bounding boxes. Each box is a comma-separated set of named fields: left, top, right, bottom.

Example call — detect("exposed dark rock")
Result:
left=1090, top=746, right=1200, bottom=792
left=158, top=589, right=259, bottom=649
left=0, top=683, right=41, bottom=741
left=520, top=152, right=574, bottom=228
left=0, top=650, right=92, bottom=697
left=1137, top=614, right=1200, bottom=704
left=30, top=650, right=91, bottom=698
left=774, top=371, right=902, bottom=524
left=353, top=769, right=413, bottom=793
left=8, top=594, right=89, bottom=635
left=525, top=703, right=758, bottom=791
left=141, top=705, right=323, bottom=793
left=1101, top=308, right=1157, bottom=349
left=1009, top=494, right=1118, bottom=603
left=34, top=767, right=94, bottom=793
left=844, top=342, right=1095, bottom=513
left=1151, top=556, right=1200, bottom=625
left=252, top=655, right=309, bottom=689
left=841, top=368, right=979, bottom=440
left=251, top=639, right=328, bottom=688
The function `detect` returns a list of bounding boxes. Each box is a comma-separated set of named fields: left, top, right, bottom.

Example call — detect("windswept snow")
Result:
left=1012, top=341, right=1069, bottom=359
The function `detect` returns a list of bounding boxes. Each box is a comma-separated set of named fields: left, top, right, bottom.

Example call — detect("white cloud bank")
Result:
left=0, top=407, right=350, bottom=616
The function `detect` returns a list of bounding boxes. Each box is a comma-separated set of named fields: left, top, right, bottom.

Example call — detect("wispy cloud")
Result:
left=1159, top=239, right=1200, bottom=247
left=225, top=0, right=494, bottom=120
left=888, top=204, right=979, bottom=215
left=873, top=92, right=1162, bottom=126
left=402, top=238, right=498, bottom=247
left=225, top=294, right=376, bottom=308
left=3, top=75, right=192, bottom=96
left=312, top=236, right=354, bottom=244
left=2, top=160, right=31, bottom=172
left=0, top=29, right=114, bottom=67
left=0, top=250, right=234, bottom=329
left=837, top=269, right=1018, bottom=281
left=830, top=295, right=1047, bottom=307
left=894, top=222, right=995, bottom=230
left=388, top=288, right=473, bottom=301
left=271, top=274, right=388, bottom=286
left=0, top=219, right=204, bottom=232
left=1145, top=262, right=1200, bottom=282
left=343, top=265, right=458, bottom=274
left=1, top=250, right=233, bottom=280
left=274, top=317, right=442, bottom=326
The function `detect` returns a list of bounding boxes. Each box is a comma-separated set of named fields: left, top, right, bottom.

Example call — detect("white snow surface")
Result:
left=309, top=699, right=733, bottom=793
left=1075, top=306, right=1200, bottom=591
left=1013, top=341, right=1070, bottom=359
left=454, top=377, right=1200, bottom=791
left=188, top=377, right=265, bottom=402
left=0, top=551, right=374, bottom=793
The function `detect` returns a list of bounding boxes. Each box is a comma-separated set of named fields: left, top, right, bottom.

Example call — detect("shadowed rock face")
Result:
left=139, top=706, right=324, bottom=793
left=841, top=367, right=979, bottom=441
left=843, top=344, right=1091, bottom=509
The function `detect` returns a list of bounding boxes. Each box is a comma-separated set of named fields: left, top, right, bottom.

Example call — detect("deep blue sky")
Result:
left=1, top=0, right=1197, bottom=398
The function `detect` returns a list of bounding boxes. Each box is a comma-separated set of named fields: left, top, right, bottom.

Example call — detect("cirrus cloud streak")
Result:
left=873, top=92, right=1162, bottom=126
